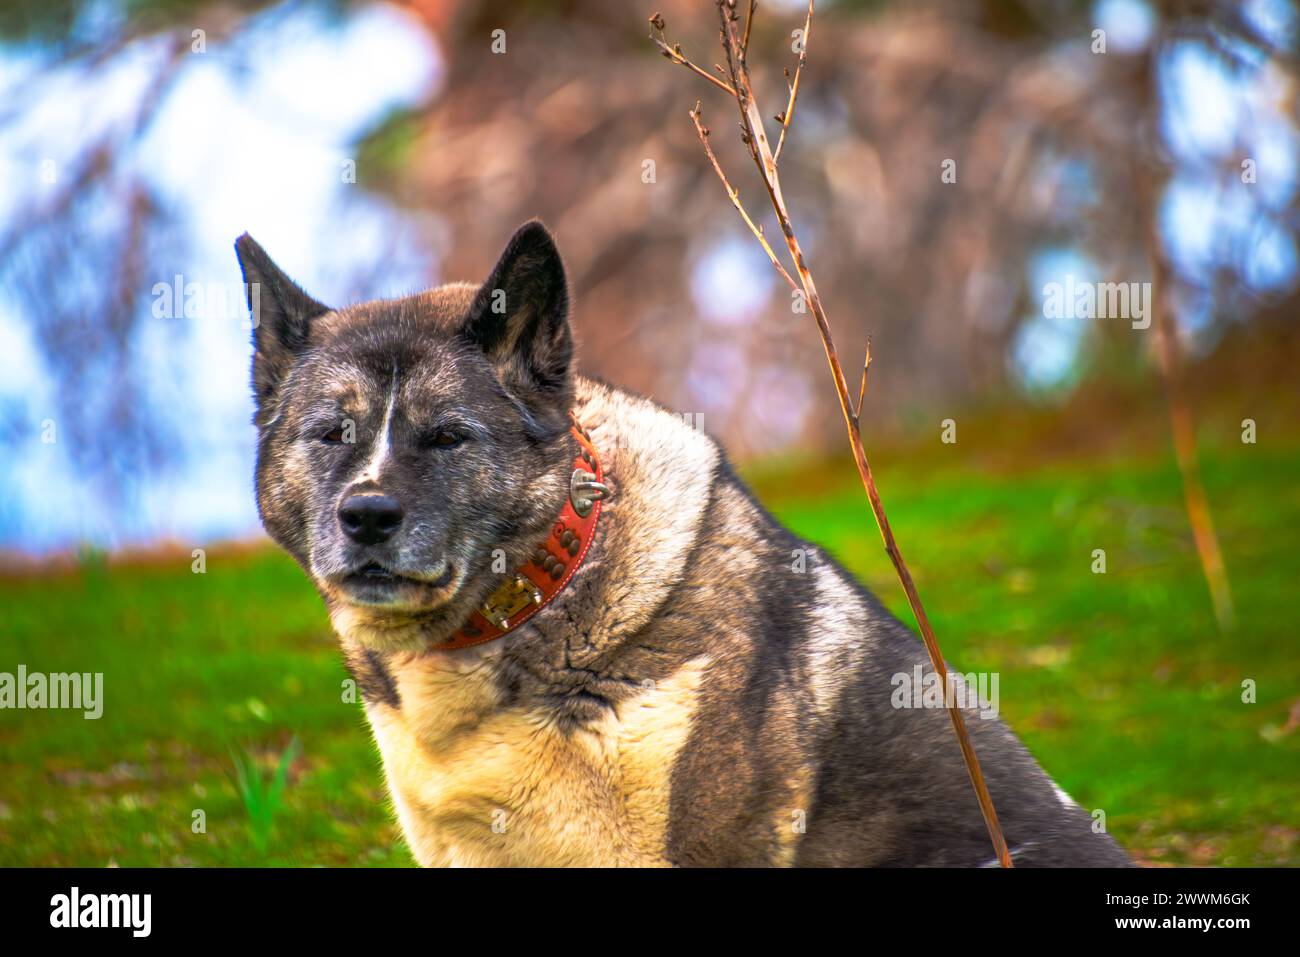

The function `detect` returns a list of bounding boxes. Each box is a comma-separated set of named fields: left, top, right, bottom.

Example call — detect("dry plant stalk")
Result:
left=1141, top=174, right=1235, bottom=633
left=650, top=0, right=1013, bottom=867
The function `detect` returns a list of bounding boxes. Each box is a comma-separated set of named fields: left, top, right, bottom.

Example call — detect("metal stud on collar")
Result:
left=569, top=469, right=610, bottom=518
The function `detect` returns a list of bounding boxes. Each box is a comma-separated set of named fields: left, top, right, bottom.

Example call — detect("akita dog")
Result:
left=236, top=221, right=1131, bottom=867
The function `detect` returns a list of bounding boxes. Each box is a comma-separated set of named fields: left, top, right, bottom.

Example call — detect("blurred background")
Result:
left=0, top=0, right=1297, bottom=867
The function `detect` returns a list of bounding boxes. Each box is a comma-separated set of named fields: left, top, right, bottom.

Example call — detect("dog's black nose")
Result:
left=338, top=494, right=405, bottom=545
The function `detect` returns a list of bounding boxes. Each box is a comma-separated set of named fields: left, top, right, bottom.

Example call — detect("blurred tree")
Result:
left=360, top=0, right=1300, bottom=456
left=1, top=0, right=1296, bottom=493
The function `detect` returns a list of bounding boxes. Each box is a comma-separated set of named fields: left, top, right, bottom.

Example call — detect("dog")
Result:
left=235, top=220, right=1132, bottom=867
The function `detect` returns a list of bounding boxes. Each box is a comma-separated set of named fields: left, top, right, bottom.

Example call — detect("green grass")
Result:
left=231, top=737, right=300, bottom=854
left=748, top=432, right=1300, bottom=867
left=1, top=415, right=1297, bottom=866
left=0, top=548, right=411, bottom=866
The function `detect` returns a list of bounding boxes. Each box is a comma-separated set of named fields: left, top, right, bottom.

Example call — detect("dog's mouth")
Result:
left=336, top=561, right=456, bottom=607
left=349, top=562, right=406, bottom=584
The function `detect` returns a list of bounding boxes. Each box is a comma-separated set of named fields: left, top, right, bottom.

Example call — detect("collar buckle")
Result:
left=480, top=574, right=544, bottom=630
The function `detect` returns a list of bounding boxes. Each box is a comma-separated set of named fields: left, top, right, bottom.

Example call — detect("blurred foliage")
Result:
left=353, top=105, right=424, bottom=189
left=0, top=0, right=359, bottom=43
left=3, top=0, right=1298, bottom=478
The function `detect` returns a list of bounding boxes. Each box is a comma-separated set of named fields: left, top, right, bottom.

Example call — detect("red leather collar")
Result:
left=432, top=418, right=606, bottom=651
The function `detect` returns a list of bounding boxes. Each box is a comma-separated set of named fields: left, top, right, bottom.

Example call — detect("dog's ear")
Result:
left=463, top=220, right=573, bottom=431
left=235, top=233, right=331, bottom=417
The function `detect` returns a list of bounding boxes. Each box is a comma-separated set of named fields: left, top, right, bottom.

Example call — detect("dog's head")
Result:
left=236, top=221, right=576, bottom=652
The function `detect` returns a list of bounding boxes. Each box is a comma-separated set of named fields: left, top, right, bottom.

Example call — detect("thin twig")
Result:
left=741, top=0, right=757, bottom=60
left=854, top=337, right=872, bottom=422
left=649, top=13, right=738, bottom=97
left=773, top=0, right=812, bottom=164
left=652, top=0, right=1014, bottom=868
left=690, top=102, right=798, bottom=293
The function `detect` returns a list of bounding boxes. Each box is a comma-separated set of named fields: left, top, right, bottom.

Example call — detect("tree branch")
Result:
left=651, top=0, right=1014, bottom=868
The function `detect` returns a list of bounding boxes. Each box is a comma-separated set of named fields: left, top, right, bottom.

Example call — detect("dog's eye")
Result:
left=320, top=427, right=346, bottom=444
left=423, top=430, right=464, bottom=450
